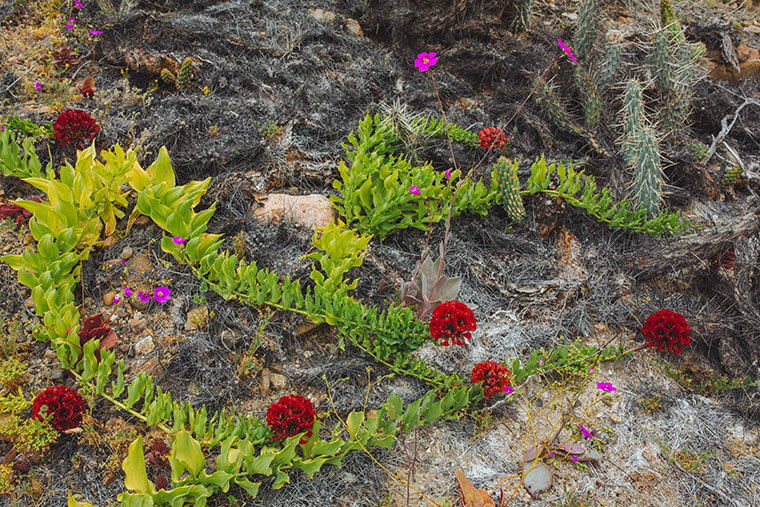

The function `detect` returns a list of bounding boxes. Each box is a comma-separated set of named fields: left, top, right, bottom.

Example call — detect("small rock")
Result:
left=119, top=343, right=130, bottom=354
left=128, top=318, right=148, bottom=334
left=134, top=216, right=150, bottom=227
left=103, top=236, right=119, bottom=248
left=103, top=291, right=117, bottom=306
left=271, top=364, right=283, bottom=373
left=49, top=368, right=67, bottom=380
left=260, top=367, right=271, bottom=395
left=185, top=306, right=209, bottom=331
left=345, top=18, right=364, bottom=36
left=303, top=350, right=313, bottom=359
left=270, top=373, right=287, bottom=390
left=746, top=25, right=760, bottom=34
left=24, top=298, right=35, bottom=309
left=252, top=193, right=333, bottom=231
left=44, top=349, right=58, bottom=361
left=562, top=12, right=578, bottom=21
left=610, top=414, right=622, bottom=424
left=308, top=8, right=335, bottom=23
left=120, top=246, right=133, bottom=260
left=1, top=244, right=11, bottom=253
left=221, top=329, right=242, bottom=347
left=134, top=335, right=155, bottom=355
left=130, top=296, right=149, bottom=311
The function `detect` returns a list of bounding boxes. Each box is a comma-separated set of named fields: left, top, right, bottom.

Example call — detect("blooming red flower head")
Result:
left=52, top=109, right=100, bottom=149
left=642, top=309, right=690, bottom=354
left=710, top=248, right=735, bottom=270
left=471, top=360, right=511, bottom=398
left=146, top=439, right=171, bottom=470
left=266, top=395, right=316, bottom=444
left=478, top=127, right=507, bottom=150
left=429, top=301, right=476, bottom=346
left=32, top=385, right=87, bottom=431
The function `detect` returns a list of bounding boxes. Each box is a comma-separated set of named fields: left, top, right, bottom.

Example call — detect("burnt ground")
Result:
left=1, top=0, right=760, bottom=505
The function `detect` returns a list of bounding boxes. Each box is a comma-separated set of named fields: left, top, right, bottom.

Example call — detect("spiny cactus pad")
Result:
left=160, top=68, right=176, bottom=84
left=721, top=166, right=743, bottom=185
left=176, top=57, right=194, bottom=91
left=493, top=156, right=526, bottom=224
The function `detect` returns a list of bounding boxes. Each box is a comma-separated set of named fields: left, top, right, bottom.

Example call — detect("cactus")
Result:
left=651, top=28, right=697, bottom=133
left=576, top=67, right=601, bottom=129
left=176, top=57, right=194, bottom=91
left=534, top=76, right=571, bottom=130
left=721, top=166, right=743, bottom=185
left=660, top=0, right=685, bottom=44
left=511, top=0, right=536, bottom=32
left=597, top=42, right=623, bottom=93
left=620, top=79, right=644, bottom=166
left=160, top=68, right=175, bottom=84
left=573, top=0, right=598, bottom=61
left=493, top=156, right=525, bottom=224
left=630, top=126, right=663, bottom=217
left=651, top=31, right=671, bottom=92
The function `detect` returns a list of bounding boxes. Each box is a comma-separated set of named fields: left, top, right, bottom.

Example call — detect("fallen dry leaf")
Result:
left=455, top=469, right=495, bottom=507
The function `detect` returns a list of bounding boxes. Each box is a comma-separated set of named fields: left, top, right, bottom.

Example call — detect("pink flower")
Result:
left=66, top=18, right=75, bottom=29
left=75, top=0, right=83, bottom=7
left=571, top=455, right=578, bottom=462
left=589, top=367, right=594, bottom=373
left=153, top=286, right=170, bottom=303
left=35, top=81, right=41, bottom=91
left=445, top=168, right=452, bottom=179
left=503, top=385, right=514, bottom=395
left=0, top=125, right=5, bottom=130
left=138, top=291, right=151, bottom=302
left=120, top=259, right=125, bottom=266
left=89, top=29, right=102, bottom=35
left=549, top=452, right=554, bottom=458
left=172, top=236, right=185, bottom=245
left=538, top=359, right=543, bottom=366
left=113, top=295, right=120, bottom=304
left=124, top=286, right=132, bottom=297
left=409, top=185, right=420, bottom=195
left=597, top=382, right=616, bottom=393
left=579, top=424, right=592, bottom=438
left=414, top=52, right=438, bottom=72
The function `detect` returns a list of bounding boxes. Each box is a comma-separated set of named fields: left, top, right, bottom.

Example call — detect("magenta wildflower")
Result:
left=571, top=455, right=578, bottom=462
left=138, top=291, right=151, bottom=303
left=409, top=185, right=420, bottom=195
left=414, top=52, right=438, bottom=72
left=89, top=29, right=102, bottom=35
left=550, top=452, right=554, bottom=458
left=1, top=125, right=5, bottom=130
left=124, top=286, right=132, bottom=297
left=445, top=168, right=452, bottom=179
left=503, top=385, right=514, bottom=395
left=153, top=286, right=170, bottom=303
left=35, top=81, right=41, bottom=91
left=172, top=236, right=185, bottom=245
left=75, top=0, right=82, bottom=7
left=597, top=382, right=616, bottom=393
left=579, top=424, right=592, bottom=438
left=113, top=295, right=120, bottom=304
left=120, top=259, right=126, bottom=266
left=66, top=18, right=75, bottom=29
left=538, top=358, right=543, bottom=366
left=589, top=367, right=594, bottom=373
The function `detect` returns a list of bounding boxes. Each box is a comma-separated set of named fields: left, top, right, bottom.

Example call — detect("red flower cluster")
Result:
left=471, top=361, right=511, bottom=398
left=478, top=127, right=507, bottom=150
left=266, top=395, right=316, bottom=444
left=52, top=109, right=100, bottom=149
left=429, top=301, right=477, bottom=346
left=0, top=202, right=31, bottom=226
left=710, top=248, right=735, bottom=270
left=77, top=313, right=118, bottom=361
left=146, top=439, right=171, bottom=470
left=32, top=385, right=87, bottom=431
left=642, top=309, right=691, bottom=354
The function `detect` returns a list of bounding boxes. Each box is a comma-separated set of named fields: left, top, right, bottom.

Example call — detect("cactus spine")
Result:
left=493, top=156, right=525, bottom=224
left=573, top=0, right=598, bottom=61
left=619, top=80, right=663, bottom=217
left=721, top=166, right=742, bottom=185
left=512, top=0, right=536, bottom=32
left=176, top=57, right=194, bottom=91
left=597, top=42, right=623, bottom=93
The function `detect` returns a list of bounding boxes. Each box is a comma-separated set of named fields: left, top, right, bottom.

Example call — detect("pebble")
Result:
left=134, top=335, right=155, bottom=355
left=221, top=329, right=242, bottom=347
left=48, top=368, right=67, bottom=380
left=120, top=247, right=133, bottom=260
left=1, top=244, right=11, bottom=253
left=103, top=291, right=117, bottom=306
left=24, top=297, right=35, bottom=309
left=270, top=373, right=287, bottom=390
left=128, top=318, right=147, bottom=334
left=185, top=306, right=209, bottom=331
left=44, top=349, right=57, bottom=361
left=134, top=216, right=150, bottom=227
left=610, top=414, right=623, bottom=424
left=260, top=367, right=271, bottom=395
left=345, top=18, right=364, bottom=36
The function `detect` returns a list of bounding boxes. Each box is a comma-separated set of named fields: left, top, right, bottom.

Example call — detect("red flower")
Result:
left=642, top=309, right=690, bottom=354
left=155, top=474, right=168, bottom=490
left=710, top=248, right=735, bottom=270
left=32, top=385, right=87, bottom=431
left=266, top=395, right=316, bottom=444
left=478, top=127, right=507, bottom=150
left=0, top=198, right=41, bottom=226
left=471, top=361, right=511, bottom=398
left=146, top=439, right=171, bottom=470
left=52, top=109, right=100, bottom=149
left=429, top=301, right=476, bottom=346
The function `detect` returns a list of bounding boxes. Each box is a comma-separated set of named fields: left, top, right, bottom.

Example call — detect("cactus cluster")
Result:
left=576, top=67, right=601, bottom=129
left=660, top=0, right=685, bottom=44
left=721, top=166, right=743, bottom=185
left=573, top=0, right=598, bottom=62
left=493, top=156, right=526, bottom=224
left=176, top=57, right=194, bottom=91
left=511, top=0, right=536, bottom=32
left=534, top=76, right=571, bottom=130
left=650, top=27, right=698, bottom=133
left=619, top=79, right=663, bottom=217
left=160, top=68, right=176, bottom=84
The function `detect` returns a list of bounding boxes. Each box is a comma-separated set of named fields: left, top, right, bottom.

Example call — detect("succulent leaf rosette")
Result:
left=32, top=385, right=87, bottom=431
left=266, top=395, right=316, bottom=444
left=642, top=309, right=690, bottom=354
